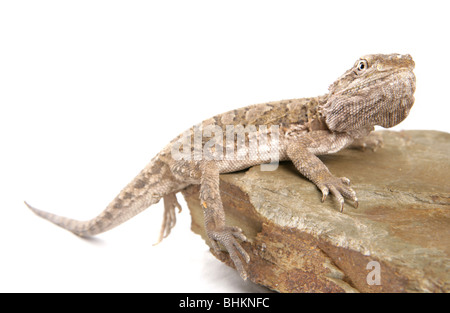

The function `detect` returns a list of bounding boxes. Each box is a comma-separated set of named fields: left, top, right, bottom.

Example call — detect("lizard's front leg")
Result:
left=286, top=131, right=358, bottom=212
left=199, top=161, right=250, bottom=279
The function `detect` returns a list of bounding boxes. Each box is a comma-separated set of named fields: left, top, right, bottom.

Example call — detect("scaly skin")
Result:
left=26, top=54, right=416, bottom=280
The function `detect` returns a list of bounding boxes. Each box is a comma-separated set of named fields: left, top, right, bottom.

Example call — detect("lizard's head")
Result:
left=323, top=54, right=416, bottom=132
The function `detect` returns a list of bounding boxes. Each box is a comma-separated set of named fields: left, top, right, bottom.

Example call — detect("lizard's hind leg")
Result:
left=199, top=161, right=250, bottom=280
left=154, top=192, right=182, bottom=245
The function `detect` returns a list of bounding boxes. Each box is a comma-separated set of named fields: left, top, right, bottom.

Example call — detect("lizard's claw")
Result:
left=208, top=226, right=250, bottom=280
left=317, top=175, right=358, bottom=212
left=320, top=186, right=329, bottom=202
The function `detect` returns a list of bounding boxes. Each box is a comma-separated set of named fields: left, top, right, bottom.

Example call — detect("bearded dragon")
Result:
left=26, top=54, right=416, bottom=280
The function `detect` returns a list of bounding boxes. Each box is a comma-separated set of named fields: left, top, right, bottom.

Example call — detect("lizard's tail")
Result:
left=25, top=201, right=109, bottom=236
left=25, top=158, right=182, bottom=237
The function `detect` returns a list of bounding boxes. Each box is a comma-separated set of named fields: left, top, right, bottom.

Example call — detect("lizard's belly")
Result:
left=216, top=148, right=289, bottom=174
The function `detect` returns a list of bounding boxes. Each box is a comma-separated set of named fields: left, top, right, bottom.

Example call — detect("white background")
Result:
left=1, top=1, right=449, bottom=292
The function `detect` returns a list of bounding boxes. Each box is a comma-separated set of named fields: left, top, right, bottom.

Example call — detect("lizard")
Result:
left=25, top=54, right=416, bottom=280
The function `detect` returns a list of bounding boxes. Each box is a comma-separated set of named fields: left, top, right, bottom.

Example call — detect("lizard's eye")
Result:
left=356, top=60, right=368, bottom=73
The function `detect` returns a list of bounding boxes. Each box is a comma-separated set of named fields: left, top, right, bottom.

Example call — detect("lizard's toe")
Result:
left=209, top=226, right=250, bottom=279
left=319, top=186, right=329, bottom=202
left=341, top=177, right=351, bottom=185
left=317, top=175, right=358, bottom=212
left=229, top=226, right=248, bottom=243
left=153, top=193, right=182, bottom=246
left=329, top=185, right=345, bottom=212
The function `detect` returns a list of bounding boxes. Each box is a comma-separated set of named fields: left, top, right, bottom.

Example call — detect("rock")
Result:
left=181, top=130, right=450, bottom=292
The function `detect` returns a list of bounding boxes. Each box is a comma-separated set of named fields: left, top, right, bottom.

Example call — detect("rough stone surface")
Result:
left=181, top=130, right=450, bottom=293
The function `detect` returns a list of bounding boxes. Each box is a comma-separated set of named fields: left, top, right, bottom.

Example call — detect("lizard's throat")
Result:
left=322, top=70, right=416, bottom=132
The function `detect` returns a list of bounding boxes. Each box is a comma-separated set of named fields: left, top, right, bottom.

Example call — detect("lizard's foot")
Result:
left=349, top=132, right=384, bottom=151
left=208, top=226, right=250, bottom=280
left=317, top=175, right=358, bottom=212
left=154, top=193, right=182, bottom=245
